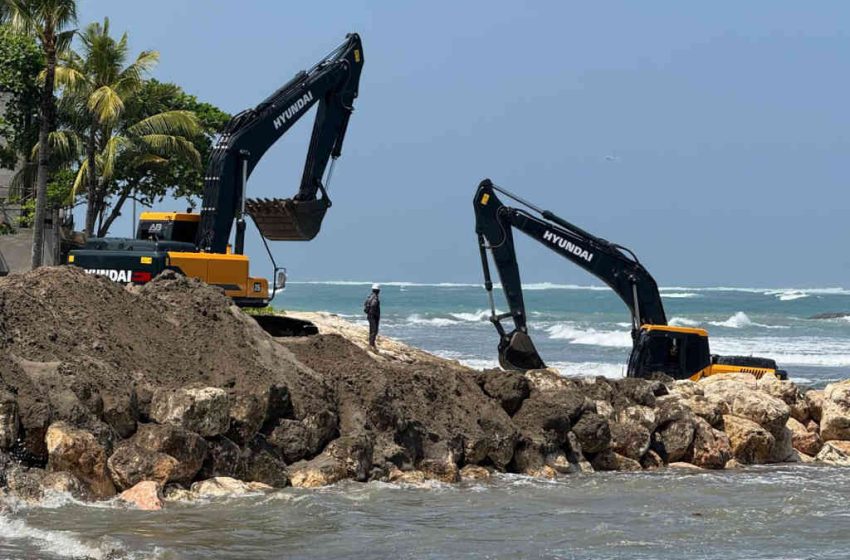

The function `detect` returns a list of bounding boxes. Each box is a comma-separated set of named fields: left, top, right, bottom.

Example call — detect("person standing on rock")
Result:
left=364, top=284, right=381, bottom=349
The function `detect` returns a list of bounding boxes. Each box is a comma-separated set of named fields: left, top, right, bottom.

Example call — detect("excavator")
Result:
left=67, top=33, right=364, bottom=335
left=473, top=179, right=787, bottom=381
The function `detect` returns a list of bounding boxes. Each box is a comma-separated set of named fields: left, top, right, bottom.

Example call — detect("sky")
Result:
left=75, top=1, right=850, bottom=287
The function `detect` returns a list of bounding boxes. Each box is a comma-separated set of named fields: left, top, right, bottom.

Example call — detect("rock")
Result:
left=101, top=391, right=138, bottom=439
left=767, top=426, right=795, bottom=463
left=241, top=436, right=289, bottom=488
left=45, top=422, right=115, bottom=499
left=510, top=438, right=551, bottom=476
left=571, top=413, right=610, bottom=454
left=815, top=440, right=850, bottom=466
left=227, top=392, right=267, bottom=445
left=119, top=481, right=163, bottom=511
left=131, top=424, right=208, bottom=484
left=723, top=415, right=774, bottom=464
left=590, top=449, right=642, bottom=472
left=5, top=465, right=46, bottom=503
left=387, top=467, right=427, bottom=484
left=512, top=382, right=584, bottom=447
left=805, top=390, right=824, bottom=423
left=199, top=436, right=244, bottom=480
left=41, top=471, right=91, bottom=501
left=724, top=458, right=745, bottom=469
left=609, top=421, right=651, bottom=461
left=820, top=381, right=850, bottom=441
left=18, top=399, right=51, bottom=463
left=150, top=387, right=230, bottom=437
left=617, top=405, right=657, bottom=431
left=786, top=417, right=822, bottom=456
left=595, top=400, right=614, bottom=419
left=668, top=462, right=703, bottom=471
left=463, top=418, right=519, bottom=469
left=478, top=370, right=530, bottom=416
left=640, top=450, right=664, bottom=470
left=162, top=484, right=192, bottom=502
left=729, top=390, right=790, bottom=438
left=289, top=435, right=372, bottom=488
left=689, top=417, right=732, bottom=469
left=681, top=395, right=725, bottom=428
left=190, top=476, right=270, bottom=498
left=651, top=412, right=696, bottom=463
left=107, top=443, right=180, bottom=490
left=419, top=441, right=460, bottom=483
left=792, top=450, right=816, bottom=463
left=544, top=450, right=578, bottom=474
left=459, top=464, right=491, bottom=481
left=267, top=409, right=338, bottom=463
left=611, top=378, right=659, bottom=408
left=0, top=392, right=19, bottom=450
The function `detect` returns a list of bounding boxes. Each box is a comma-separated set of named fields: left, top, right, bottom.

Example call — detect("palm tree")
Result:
left=1, top=0, right=77, bottom=268
left=56, top=18, right=200, bottom=236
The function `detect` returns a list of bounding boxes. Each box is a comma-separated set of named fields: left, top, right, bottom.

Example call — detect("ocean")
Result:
left=3, top=281, right=850, bottom=559
left=279, top=281, right=850, bottom=388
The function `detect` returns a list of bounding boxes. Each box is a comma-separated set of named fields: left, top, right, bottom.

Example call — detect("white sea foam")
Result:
left=662, top=292, right=700, bottom=299
left=455, top=356, right=624, bottom=378
left=669, top=317, right=700, bottom=327
left=404, top=314, right=458, bottom=327
left=711, top=336, right=850, bottom=367
left=449, top=310, right=492, bottom=322
left=708, top=312, right=787, bottom=330
left=0, top=513, right=117, bottom=559
left=545, top=323, right=632, bottom=348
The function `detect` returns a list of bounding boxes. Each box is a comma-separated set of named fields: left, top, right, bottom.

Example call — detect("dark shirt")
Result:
left=364, top=292, right=381, bottom=320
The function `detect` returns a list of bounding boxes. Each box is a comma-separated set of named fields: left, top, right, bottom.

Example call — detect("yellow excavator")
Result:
left=67, top=34, right=364, bottom=334
left=473, top=179, right=787, bottom=381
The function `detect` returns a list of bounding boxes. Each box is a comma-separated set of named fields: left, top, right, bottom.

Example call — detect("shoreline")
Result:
left=1, top=267, right=849, bottom=511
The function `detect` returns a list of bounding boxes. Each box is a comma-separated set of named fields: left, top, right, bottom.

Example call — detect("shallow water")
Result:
left=3, top=465, right=849, bottom=559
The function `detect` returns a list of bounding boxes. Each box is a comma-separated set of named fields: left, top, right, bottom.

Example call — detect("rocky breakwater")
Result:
left=1, top=268, right=850, bottom=509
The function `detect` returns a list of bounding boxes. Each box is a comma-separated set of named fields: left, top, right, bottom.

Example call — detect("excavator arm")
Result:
left=474, top=179, right=666, bottom=370
left=198, top=33, right=364, bottom=253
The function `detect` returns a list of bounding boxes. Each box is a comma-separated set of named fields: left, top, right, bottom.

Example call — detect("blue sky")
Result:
left=77, top=1, right=850, bottom=287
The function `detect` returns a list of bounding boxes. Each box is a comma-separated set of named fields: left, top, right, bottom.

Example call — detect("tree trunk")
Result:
left=97, top=185, right=132, bottom=237
left=31, top=39, right=56, bottom=269
left=83, top=118, right=98, bottom=234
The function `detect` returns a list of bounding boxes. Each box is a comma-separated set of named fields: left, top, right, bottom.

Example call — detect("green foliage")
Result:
left=0, top=25, right=43, bottom=174
left=117, top=79, right=230, bottom=205
left=243, top=306, right=286, bottom=317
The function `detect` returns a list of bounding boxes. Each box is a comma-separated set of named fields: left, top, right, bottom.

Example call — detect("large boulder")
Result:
left=101, top=391, right=138, bottom=439
left=590, top=449, right=642, bottom=472
left=688, top=417, right=732, bottom=469
left=41, top=471, right=91, bottom=501
left=191, top=477, right=271, bottom=498
left=729, top=391, right=790, bottom=438
left=768, top=426, right=795, bottom=463
left=650, top=396, right=696, bottom=463
left=816, top=440, right=850, bottom=466
left=150, top=387, right=230, bottom=437
left=241, top=435, right=289, bottom=488
left=820, top=381, right=850, bottom=441
left=570, top=413, right=610, bottom=454
left=609, top=421, right=651, bottom=461
left=723, top=415, right=774, bottom=464
left=289, top=435, right=373, bottom=488
left=805, top=390, right=824, bottom=423
left=119, top=480, right=163, bottom=511
left=131, top=423, right=208, bottom=484
left=475, top=370, right=530, bottom=416
left=680, top=395, right=725, bottom=428
left=267, top=409, right=338, bottom=463
left=45, top=422, right=115, bottom=499
left=199, top=436, right=244, bottom=480
left=786, top=417, right=822, bottom=456
left=0, top=392, right=19, bottom=450
left=227, top=392, right=268, bottom=445
left=107, top=443, right=180, bottom=490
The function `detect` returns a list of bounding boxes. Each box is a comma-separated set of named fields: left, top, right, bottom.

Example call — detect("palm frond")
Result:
left=128, top=110, right=201, bottom=138
left=88, top=85, right=124, bottom=123
left=135, top=134, right=201, bottom=167
left=99, top=134, right=131, bottom=179
left=70, top=159, right=88, bottom=199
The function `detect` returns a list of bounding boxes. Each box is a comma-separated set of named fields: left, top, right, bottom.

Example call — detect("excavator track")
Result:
left=252, top=314, right=319, bottom=337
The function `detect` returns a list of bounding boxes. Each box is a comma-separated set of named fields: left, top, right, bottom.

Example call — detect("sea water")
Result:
left=3, top=282, right=850, bottom=559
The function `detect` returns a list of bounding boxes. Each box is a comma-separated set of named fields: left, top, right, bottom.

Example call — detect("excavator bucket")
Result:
left=246, top=198, right=329, bottom=241
left=498, top=330, right=546, bottom=371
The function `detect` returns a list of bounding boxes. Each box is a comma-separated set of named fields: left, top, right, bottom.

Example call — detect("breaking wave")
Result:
left=449, top=310, right=492, bottom=322
left=669, top=317, right=700, bottom=327
left=0, top=513, right=120, bottom=559
left=708, top=312, right=787, bottom=330
left=545, top=323, right=631, bottom=348
left=711, top=336, right=850, bottom=368
left=662, top=292, right=700, bottom=299
left=404, top=314, right=458, bottom=327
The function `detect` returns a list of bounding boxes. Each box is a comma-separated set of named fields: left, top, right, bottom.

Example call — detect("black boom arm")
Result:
left=198, top=33, right=364, bottom=253
left=473, top=178, right=667, bottom=370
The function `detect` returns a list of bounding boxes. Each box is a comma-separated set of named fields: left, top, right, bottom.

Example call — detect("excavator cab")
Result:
left=246, top=197, right=329, bottom=241
left=627, top=325, right=712, bottom=380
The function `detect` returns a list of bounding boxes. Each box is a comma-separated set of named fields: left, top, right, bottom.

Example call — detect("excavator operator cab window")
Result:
left=136, top=218, right=199, bottom=244
left=631, top=330, right=710, bottom=379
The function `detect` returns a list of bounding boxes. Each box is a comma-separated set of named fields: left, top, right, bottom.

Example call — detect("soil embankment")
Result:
left=1, top=267, right=849, bottom=507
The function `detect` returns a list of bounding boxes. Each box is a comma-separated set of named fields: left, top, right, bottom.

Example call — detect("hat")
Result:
left=372, top=283, right=381, bottom=291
